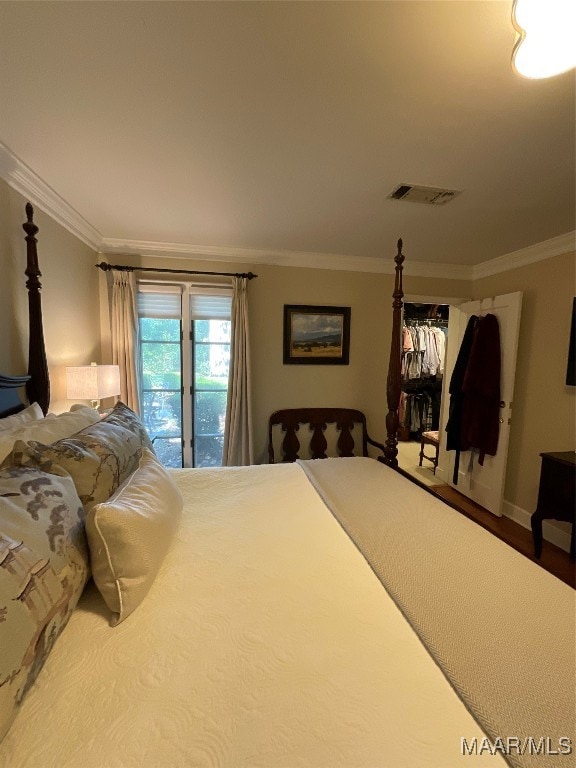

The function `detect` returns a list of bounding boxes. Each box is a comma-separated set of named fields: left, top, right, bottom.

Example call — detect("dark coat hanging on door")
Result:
left=445, top=315, right=477, bottom=482
left=445, top=313, right=501, bottom=483
left=461, top=313, right=501, bottom=464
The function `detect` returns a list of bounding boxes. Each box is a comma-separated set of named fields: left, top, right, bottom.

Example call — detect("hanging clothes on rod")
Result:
left=398, top=388, right=433, bottom=435
left=399, top=305, right=449, bottom=441
left=401, top=319, right=448, bottom=381
left=399, top=319, right=447, bottom=439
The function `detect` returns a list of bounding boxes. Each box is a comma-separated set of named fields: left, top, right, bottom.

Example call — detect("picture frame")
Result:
left=283, top=305, right=351, bottom=365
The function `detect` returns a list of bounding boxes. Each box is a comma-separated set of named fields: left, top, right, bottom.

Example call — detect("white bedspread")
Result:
left=1, top=462, right=506, bottom=768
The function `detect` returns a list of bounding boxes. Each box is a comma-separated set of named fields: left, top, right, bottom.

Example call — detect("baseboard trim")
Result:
left=502, top=500, right=571, bottom=554
left=434, top=468, right=571, bottom=554
left=435, top=465, right=449, bottom=483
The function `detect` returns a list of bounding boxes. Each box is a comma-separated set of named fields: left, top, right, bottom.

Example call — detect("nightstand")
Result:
left=531, top=452, right=575, bottom=560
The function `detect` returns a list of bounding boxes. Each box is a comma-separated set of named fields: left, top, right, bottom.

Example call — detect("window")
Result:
left=190, top=290, right=231, bottom=467
left=138, top=284, right=232, bottom=468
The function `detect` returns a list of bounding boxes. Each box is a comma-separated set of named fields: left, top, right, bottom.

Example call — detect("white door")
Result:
left=437, top=292, right=523, bottom=516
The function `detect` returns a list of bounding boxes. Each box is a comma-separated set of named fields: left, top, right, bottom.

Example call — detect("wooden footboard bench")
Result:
left=268, top=407, right=385, bottom=463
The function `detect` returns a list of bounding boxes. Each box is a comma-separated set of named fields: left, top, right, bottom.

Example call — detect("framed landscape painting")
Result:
left=283, top=305, right=351, bottom=365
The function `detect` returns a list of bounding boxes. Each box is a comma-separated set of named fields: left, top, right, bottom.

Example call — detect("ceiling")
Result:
left=0, top=1, right=574, bottom=274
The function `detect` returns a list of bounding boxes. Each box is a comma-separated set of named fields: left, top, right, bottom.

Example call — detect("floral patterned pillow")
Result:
left=0, top=466, right=89, bottom=742
left=2, top=405, right=152, bottom=513
left=103, top=401, right=154, bottom=453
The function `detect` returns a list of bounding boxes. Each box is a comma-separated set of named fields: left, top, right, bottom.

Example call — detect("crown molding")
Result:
left=472, top=231, right=576, bottom=280
left=0, top=141, right=102, bottom=251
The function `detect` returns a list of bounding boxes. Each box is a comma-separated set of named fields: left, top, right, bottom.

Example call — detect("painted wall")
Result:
left=472, top=250, right=576, bottom=525
left=0, top=179, right=101, bottom=411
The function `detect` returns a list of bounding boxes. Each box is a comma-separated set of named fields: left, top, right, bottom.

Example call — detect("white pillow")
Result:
left=86, top=448, right=183, bottom=625
left=0, top=402, right=44, bottom=431
left=0, top=406, right=101, bottom=463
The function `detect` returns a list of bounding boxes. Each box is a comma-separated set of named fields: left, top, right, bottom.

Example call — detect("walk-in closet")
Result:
left=396, top=301, right=449, bottom=485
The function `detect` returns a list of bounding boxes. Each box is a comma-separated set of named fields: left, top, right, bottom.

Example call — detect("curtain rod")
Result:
left=95, top=262, right=257, bottom=280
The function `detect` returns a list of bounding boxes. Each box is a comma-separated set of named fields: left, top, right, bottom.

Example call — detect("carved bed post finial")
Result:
left=380, top=238, right=405, bottom=468
left=23, top=203, right=50, bottom=414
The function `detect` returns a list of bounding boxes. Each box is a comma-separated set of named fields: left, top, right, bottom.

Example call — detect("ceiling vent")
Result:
left=388, top=184, right=461, bottom=205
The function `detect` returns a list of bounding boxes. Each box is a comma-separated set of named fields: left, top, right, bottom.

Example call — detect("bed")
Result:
left=0, top=206, right=574, bottom=768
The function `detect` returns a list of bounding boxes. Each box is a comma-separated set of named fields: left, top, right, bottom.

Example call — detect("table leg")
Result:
left=531, top=509, right=544, bottom=559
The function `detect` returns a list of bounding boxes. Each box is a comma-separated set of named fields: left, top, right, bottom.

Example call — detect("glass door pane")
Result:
left=192, top=319, right=230, bottom=467
left=140, top=316, right=183, bottom=468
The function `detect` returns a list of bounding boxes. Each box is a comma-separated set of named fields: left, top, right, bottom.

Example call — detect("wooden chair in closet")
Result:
left=419, top=430, right=440, bottom=474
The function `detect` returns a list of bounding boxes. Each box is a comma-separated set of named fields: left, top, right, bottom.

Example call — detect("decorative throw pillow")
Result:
left=0, top=406, right=101, bottom=464
left=0, top=466, right=89, bottom=743
left=0, top=402, right=44, bottom=432
left=86, top=449, right=183, bottom=625
left=2, top=419, right=145, bottom=514
left=102, top=401, right=155, bottom=453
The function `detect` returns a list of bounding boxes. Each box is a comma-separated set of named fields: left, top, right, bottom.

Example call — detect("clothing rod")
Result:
left=404, top=319, right=449, bottom=325
left=95, top=262, right=257, bottom=280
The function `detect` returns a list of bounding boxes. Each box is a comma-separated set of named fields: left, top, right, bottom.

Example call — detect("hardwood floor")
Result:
left=396, top=440, right=574, bottom=587
left=429, top=483, right=575, bottom=588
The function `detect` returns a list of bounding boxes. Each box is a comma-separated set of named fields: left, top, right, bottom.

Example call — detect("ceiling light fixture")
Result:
left=512, top=0, right=576, bottom=79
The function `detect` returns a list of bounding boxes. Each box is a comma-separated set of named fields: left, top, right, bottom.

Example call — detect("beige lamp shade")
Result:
left=66, top=364, right=121, bottom=403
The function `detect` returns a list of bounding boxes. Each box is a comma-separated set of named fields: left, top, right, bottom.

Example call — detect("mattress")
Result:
left=0, top=461, right=507, bottom=768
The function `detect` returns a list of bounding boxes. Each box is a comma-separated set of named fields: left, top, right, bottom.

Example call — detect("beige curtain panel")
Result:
left=223, top=277, right=253, bottom=466
left=111, top=270, right=141, bottom=413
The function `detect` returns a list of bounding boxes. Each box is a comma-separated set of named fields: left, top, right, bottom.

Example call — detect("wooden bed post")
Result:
left=23, top=203, right=50, bottom=414
left=380, top=239, right=404, bottom=468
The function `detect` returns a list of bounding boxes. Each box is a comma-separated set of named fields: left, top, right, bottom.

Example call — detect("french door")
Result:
left=138, top=283, right=232, bottom=467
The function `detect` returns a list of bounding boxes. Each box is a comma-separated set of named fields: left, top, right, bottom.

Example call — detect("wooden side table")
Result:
left=531, top=452, right=576, bottom=560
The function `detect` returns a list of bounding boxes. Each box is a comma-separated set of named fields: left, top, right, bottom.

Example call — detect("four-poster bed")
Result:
left=22, top=203, right=50, bottom=414
left=0, top=206, right=574, bottom=768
